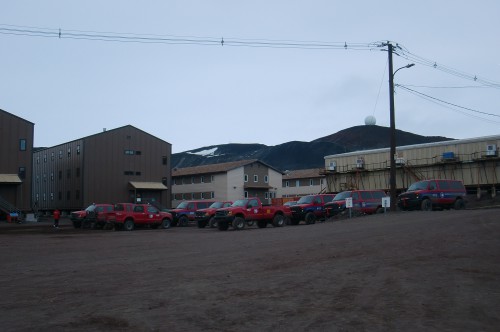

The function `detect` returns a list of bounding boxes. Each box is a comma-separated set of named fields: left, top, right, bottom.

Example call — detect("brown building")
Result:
left=32, top=125, right=171, bottom=213
left=0, top=109, right=34, bottom=217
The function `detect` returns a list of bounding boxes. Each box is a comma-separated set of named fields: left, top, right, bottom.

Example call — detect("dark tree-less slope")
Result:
left=172, top=126, right=453, bottom=171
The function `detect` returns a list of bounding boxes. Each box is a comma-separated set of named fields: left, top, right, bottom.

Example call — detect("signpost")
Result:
left=382, top=197, right=391, bottom=213
left=346, top=197, right=353, bottom=218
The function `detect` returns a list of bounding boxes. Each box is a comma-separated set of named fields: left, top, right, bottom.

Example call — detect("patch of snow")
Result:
left=187, top=147, right=218, bottom=156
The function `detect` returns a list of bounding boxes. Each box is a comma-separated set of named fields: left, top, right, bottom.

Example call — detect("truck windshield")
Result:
left=297, top=196, right=314, bottom=204
left=232, top=199, right=249, bottom=207
left=85, top=205, right=96, bottom=212
left=332, top=192, right=352, bottom=201
left=209, top=202, right=224, bottom=209
left=407, top=181, right=429, bottom=191
left=176, top=202, right=189, bottom=209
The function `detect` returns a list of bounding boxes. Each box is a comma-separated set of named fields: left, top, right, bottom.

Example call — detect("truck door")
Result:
left=247, top=199, right=262, bottom=218
left=133, top=205, right=147, bottom=224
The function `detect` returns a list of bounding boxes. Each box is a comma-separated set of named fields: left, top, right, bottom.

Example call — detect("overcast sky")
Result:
left=2, top=1, right=499, bottom=153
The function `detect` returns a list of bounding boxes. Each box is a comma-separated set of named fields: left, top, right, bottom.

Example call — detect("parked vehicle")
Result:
left=324, top=190, right=387, bottom=218
left=214, top=197, right=291, bottom=231
left=195, top=201, right=233, bottom=228
left=112, top=203, right=172, bottom=231
left=397, top=179, right=467, bottom=211
left=70, top=203, right=114, bottom=229
left=284, top=200, right=298, bottom=207
left=289, top=194, right=336, bottom=225
left=168, top=200, right=215, bottom=227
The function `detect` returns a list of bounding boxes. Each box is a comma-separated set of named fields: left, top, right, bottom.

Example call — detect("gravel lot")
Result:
left=1, top=208, right=499, bottom=331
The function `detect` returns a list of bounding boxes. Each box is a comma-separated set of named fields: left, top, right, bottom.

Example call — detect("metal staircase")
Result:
left=0, top=195, right=20, bottom=215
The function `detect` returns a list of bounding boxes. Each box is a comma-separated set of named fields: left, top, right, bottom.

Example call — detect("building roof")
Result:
left=33, top=125, right=171, bottom=151
left=172, top=159, right=283, bottom=177
left=0, top=109, right=35, bottom=125
left=283, top=168, right=324, bottom=180
left=0, top=174, right=22, bottom=184
left=129, top=181, right=168, bottom=190
left=324, top=134, right=500, bottom=159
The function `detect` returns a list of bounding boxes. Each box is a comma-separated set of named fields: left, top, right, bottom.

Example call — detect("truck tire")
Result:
left=218, top=220, right=229, bottom=231
left=233, top=217, right=246, bottom=230
left=272, top=214, right=285, bottom=227
left=257, top=220, right=267, bottom=228
left=421, top=199, right=432, bottom=211
left=197, top=220, right=207, bottom=228
left=453, top=199, right=465, bottom=210
left=124, top=219, right=135, bottom=231
left=179, top=216, right=189, bottom=227
left=209, top=217, right=218, bottom=228
left=305, top=212, right=316, bottom=224
left=161, top=219, right=171, bottom=229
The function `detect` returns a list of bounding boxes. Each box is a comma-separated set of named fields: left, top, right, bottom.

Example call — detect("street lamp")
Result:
left=388, top=43, right=414, bottom=211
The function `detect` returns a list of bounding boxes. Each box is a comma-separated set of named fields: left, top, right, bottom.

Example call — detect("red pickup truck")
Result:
left=112, top=203, right=173, bottom=231
left=214, top=197, right=291, bottom=231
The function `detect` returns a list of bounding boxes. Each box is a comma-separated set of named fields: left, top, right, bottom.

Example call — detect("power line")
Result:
left=396, top=84, right=500, bottom=123
left=0, top=24, right=376, bottom=50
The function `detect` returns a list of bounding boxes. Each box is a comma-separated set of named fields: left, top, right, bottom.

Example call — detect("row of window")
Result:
left=173, top=191, right=277, bottom=201
left=244, top=174, right=269, bottom=183
left=34, top=190, right=80, bottom=202
left=35, top=168, right=81, bottom=182
left=124, top=171, right=142, bottom=176
left=173, top=175, right=215, bottom=185
left=35, top=146, right=81, bottom=163
left=284, top=179, right=324, bottom=187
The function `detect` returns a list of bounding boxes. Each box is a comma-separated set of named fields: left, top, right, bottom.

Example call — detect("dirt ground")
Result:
left=1, top=207, right=499, bottom=332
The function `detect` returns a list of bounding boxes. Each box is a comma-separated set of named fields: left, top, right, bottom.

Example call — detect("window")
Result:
left=44, top=154, right=47, bottom=163
left=296, top=180, right=300, bottom=187
left=285, top=181, right=289, bottom=187
left=265, top=192, right=269, bottom=199
left=51, top=152, right=54, bottom=161
left=310, top=179, right=314, bottom=186
left=125, top=150, right=135, bottom=155
left=135, top=150, right=141, bottom=155
left=162, top=156, right=167, bottom=165
left=244, top=174, right=248, bottom=182
left=18, top=167, right=26, bottom=179
left=211, top=175, right=214, bottom=182
left=211, top=192, right=215, bottom=199
left=201, top=176, right=205, bottom=183
left=264, top=175, right=269, bottom=183
left=43, top=173, right=47, bottom=182
left=76, top=145, right=81, bottom=155
left=50, top=172, right=54, bottom=181
left=124, top=171, right=134, bottom=175
left=58, top=171, right=62, bottom=179
left=254, top=175, right=258, bottom=182
left=191, top=176, right=195, bottom=184
left=50, top=193, right=54, bottom=201
left=76, top=168, right=80, bottom=177
left=135, top=172, right=141, bottom=176
left=67, top=169, right=71, bottom=179
left=59, top=150, right=62, bottom=159
left=67, top=148, right=71, bottom=157
left=19, top=139, right=27, bottom=151
left=244, top=191, right=248, bottom=198
left=36, top=156, right=40, bottom=164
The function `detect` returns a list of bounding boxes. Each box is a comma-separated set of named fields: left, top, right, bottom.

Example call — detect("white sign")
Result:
left=382, top=197, right=390, bottom=208
left=345, top=197, right=353, bottom=208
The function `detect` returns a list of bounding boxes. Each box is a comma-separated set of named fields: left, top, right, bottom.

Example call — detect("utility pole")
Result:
left=388, top=42, right=397, bottom=212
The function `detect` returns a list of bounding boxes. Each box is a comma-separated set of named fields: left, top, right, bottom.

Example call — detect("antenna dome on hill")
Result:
left=364, top=115, right=376, bottom=126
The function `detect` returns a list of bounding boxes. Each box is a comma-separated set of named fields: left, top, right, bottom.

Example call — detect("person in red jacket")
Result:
left=53, top=209, right=61, bottom=228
